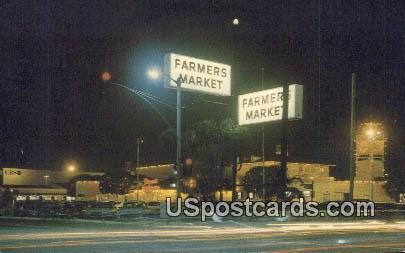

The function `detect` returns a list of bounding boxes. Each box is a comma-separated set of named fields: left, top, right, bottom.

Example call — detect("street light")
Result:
left=67, top=164, right=76, bottom=172
left=147, top=68, right=161, bottom=80
left=366, top=128, right=375, bottom=138
left=147, top=67, right=183, bottom=198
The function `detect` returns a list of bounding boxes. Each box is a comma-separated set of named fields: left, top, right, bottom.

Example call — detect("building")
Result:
left=315, top=122, right=392, bottom=203
left=236, top=161, right=336, bottom=201
left=2, top=122, right=395, bottom=203
left=74, top=164, right=178, bottom=202
left=236, top=122, right=394, bottom=203
left=312, top=180, right=392, bottom=203
left=76, top=181, right=101, bottom=201
left=351, top=122, right=390, bottom=202
left=134, top=164, right=177, bottom=180
left=355, top=122, right=386, bottom=180
left=0, top=168, right=102, bottom=201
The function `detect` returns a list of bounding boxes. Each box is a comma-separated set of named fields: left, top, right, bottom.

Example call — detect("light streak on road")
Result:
left=0, top=220, right=404, bottom=252
left=0, top=221, right=404, bottom=241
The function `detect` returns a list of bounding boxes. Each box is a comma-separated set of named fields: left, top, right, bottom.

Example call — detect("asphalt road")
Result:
left=0, top=217, right=404, bottom=252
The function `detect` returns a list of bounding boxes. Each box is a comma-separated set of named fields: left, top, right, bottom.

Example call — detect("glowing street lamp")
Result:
left=147, top=67, right=183, bottom=198
left=67, top=164, right=76, bottom=172
left=101, top=71, right=111, bottom=82
left=366, top=128, right=375, bottom=138
left=146, top=68, right=161, bottom=80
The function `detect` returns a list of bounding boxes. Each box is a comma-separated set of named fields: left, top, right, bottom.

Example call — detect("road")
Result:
left=0, top=217, right=404, bottom=252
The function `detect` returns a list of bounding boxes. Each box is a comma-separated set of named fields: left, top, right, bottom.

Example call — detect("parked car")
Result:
left=14, top=201, right=41, bottom=217
left=114, top=201, right=145, bottom=218
left=143, top=201, right=161, bottom=215
left=81, top=201, right=117, bottom=218
left=64, top=201, right=89, bottom=217
left=38, top=202, right=65, bottom=217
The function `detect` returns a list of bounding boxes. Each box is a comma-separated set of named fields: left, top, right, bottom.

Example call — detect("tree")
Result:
left=183, top=118, right=251, bottom=199
left=385, top=165, right=405, bottom=201
left=0, top=187, right=14, bottom=210
left=243, top=166, right=280, bottom=199
left=243, top=166, right=304, bottom=200
left=99, top=169, right=134, bottom=195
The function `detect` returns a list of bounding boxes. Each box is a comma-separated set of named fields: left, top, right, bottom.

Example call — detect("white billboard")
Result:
left=1, top=168, right=102, bottom=186
left=238, top=84, right=303, bottom=125
left=164, top=53, right=231, bottom=96
left=2, top=168, right=50, bottom=186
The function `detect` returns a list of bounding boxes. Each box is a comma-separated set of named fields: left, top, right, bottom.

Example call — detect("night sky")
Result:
left=1, top=1, right=403, bottom=178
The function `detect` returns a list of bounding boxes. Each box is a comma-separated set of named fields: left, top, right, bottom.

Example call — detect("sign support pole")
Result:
left=176, top=78, right=182, bottom=198
left=280, top=82, right=289, bottom=200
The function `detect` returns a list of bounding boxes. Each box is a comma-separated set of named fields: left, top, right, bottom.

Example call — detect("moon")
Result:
left=232, top=18, right=239, bottom=25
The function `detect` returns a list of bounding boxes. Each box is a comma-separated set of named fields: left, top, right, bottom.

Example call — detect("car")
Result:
left=81, top=201, right=117, bottom=218
left=114, top=201, right=145, bottom=218
left=38, top=202, right=65, bottom=217
left=14, top=201, right=41, bottom=217
left=143, top=201, right=161, bottom=215
left=64, top=201, right=89, bottom=217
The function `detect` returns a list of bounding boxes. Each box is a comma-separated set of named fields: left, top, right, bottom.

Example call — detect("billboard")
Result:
left=238, top=84, right=303, bottom=125
left=1, top=168, right=103, bottom=186
left=2, top=168, right=50, bottom=186
left=164, top=53, right=231, bottom=96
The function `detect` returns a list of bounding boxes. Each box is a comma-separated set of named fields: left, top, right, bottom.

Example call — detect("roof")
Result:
left=0, top=185, right=67, bottom=194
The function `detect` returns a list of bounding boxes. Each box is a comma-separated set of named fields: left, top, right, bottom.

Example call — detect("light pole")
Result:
left=147, top=68, right=182, bottom=198
left=175, top=77, right=182, bottom=198
left=279, top=82, right=289, bottom=200
left=101, top=71, right=178, bottom=193
left=136, top=137, right=144, bottom=185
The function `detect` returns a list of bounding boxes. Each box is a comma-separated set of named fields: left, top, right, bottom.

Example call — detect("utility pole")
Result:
left=279, top=36, right=292, bottom=200
left=144, top=70, right=182, bottom=198
left=136, top=137, right=143, bottom=186
left=261, top=67, right=266, bottom=200
left=349, top=73, right=356, bottom=200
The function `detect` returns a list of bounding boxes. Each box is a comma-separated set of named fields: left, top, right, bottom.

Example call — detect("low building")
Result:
left=236, top=161, right=335, bottom=200
left=134, top=164, right=177, bottom=180
left=236, top=160, right=394, bottom=203
left=0, top=167, right=102, bottom=201
left=7, top=185, right=67, bottom=202
left=312, top=180, right=392, bottom=203
left=76, top=181, right=101, bottom=201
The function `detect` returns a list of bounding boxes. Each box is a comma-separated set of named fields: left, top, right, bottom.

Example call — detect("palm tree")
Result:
left=182, top=118, right=251, bottom=200
left=243, top=166, right=304, bottom=201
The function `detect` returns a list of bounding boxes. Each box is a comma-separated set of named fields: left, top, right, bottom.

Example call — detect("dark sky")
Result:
left=1, top=1, right=404, bottom=177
